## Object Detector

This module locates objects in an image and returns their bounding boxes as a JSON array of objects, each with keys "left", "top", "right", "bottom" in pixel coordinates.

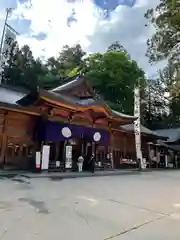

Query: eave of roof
[
  {"left": 50, "top": 75, "right": 137, "bottom": 122},
  {"left": 120, "top": 123, "right": 166, "bottom": 139},
  {"left": 51, "top": 75, "right": 84, "bottom": 92},
  {"left": 42, "top": 92, "right": 137, "bottom": 123},
  {"left": 0, "top": 101, "right": 40, "bottom": 116},
  {"left": 0, "top": 85, "right": 27, "bottom": 105},
  {"left": 154, "top": 128, "right": 180, "bottom": 143},
  {"left": 40, "top": 89, "right": 108, "bottom": 110},
  {"left": 13, "top": 74, "right": 136, "bottom": 122},
  {"left": 111, "top": 110, "right": 137, "bottom": 120},
  {"left": 17, "top": 87, "right": 133, "bottom": 120}
]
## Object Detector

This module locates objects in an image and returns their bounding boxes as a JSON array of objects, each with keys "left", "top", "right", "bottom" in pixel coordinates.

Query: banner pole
[
  {"left": 134, "top": 86, "right": 144, "bottom": 169},
  {"left": 0, "top": 9, "right": 9, "bottom": 56},
  {"left": 0, "top": 8, "right": 12, "bottom": 84}
]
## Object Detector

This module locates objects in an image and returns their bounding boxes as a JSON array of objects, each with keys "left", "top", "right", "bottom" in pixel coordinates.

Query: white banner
[
  {"left": 134, "top": 87, "right": 144, "bottom": 168},
  {"left": 2, "top": 26, "right": 16, "bottom": 59},
  {"left": 35, "top": 151, "right": 41, "bottom": 169},
  {"left": 0, "top": 24, "right": 16, "bottom": 78},
  {"left": 65, "top": 145, "right": 72, "bottom": 168},
  {"left": 41, "top": 145, "right": 50, "bottom": 170}
]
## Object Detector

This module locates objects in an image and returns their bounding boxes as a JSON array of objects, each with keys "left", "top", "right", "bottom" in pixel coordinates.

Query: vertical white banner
[
  {"left": 134, "top": 87, "right": 144, "bottom": 168},
  {"left": 41, "top": 145, "right": 50, "bottom": 170},
  {"left": 36, "top": 151, "right": 41, "bottom": 169},
  {"left": 2, "top": 26, "right": 16, "bottom": 59},
  {"left": 0, "top": 25, "right": 16, "bottom": 80},
  {"left": 65, "top": 145, "right": 72, "bottom": 168}
]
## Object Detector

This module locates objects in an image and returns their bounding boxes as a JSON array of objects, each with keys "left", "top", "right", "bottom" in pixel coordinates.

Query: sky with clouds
[{"left": 0, "top": 0, "right": 162, "bottom": 76}]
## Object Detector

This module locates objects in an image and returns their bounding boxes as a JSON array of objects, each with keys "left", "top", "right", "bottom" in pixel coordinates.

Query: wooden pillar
[
  {"left": 63, "top": 140, "right": 67, "bottom": 171},
  {"left": 92, "top": 120, "right": 96, "bottom": 157},
  {"left": 108, "top": 121, "right": 114, "bottom": 169},
  {"left": 55, "top": 142, "right": 59, "bottom": 161},
  {"left": 110, "top": 132, "right": 114, "bottom": 169},
  {"left": 123, "top": 133, "right": 127, "bottom": 158},
  {"left": 175, "top": 153, "right": 178, "bottom": 168},
  {"left": 156, "top": 145, "right": 159, "bottom": 168},
  {"left": 147, "top": 143, "right": 152, "bottom": 169},
  {"left": 92, "top": 142, "right": 95, "bottom": 156},
  {"left": 1, "top": 135, "right": 7, "bottom": 165},
  {"left": 0, "top": 112, "right": 7, "bottom": 166},
  {"left": 81, "top": 136, "right": 84, "bottom": 156}
]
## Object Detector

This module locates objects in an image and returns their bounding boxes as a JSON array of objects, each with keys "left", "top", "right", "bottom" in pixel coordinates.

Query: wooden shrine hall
[{"left": 0, "top": 75, "right": 139, "bottom": 171}]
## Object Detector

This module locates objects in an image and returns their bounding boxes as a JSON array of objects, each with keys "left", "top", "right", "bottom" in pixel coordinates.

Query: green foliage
[
  {"left": 141, "top": 77, "right": 169, "bottom": 129},
  {"left": 144, "top": 0, "right": 180, "bottom": 128},
  {"left": 107, "top": 41, "right": 127, "bottom": 53},
  {"left": 2, "top": 41, "right": 145, "bottom": 116},
  {"left": 56, "top": 44, "right": 85, "bottom": 77},
  {"left": 3, "top": 43, "right": 86, "bottom": 90},
  {"left": 3, "top": 42, "right": 41, "bottom": 90},
  {"left": 84, "top": 51, "right": 145, "bottom": 114},
  {"left": 145, "top": 0, "right": 180, "bottom": 63}
]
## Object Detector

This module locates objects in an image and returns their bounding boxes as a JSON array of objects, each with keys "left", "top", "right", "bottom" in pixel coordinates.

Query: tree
[
  {"left": 159, "top": 60, "right": 180, "bottom": 127},
  {"left": 3, "top": 42, "right": 45, "bottom": 90},
  {"left": 145, "top": 0, "right": 180, "bottom": 63},
  {"left": 2, "top": 41, "right": 145, "bottom": 117},
  {"left": 42, "top": 44, "right": 86, "bottom": 88},
  {"left": 84, "top": 50, "right": 145, "bottom": 114},
  {"left": 144, "top": 0, "right": 180, "bottom": 128},
  {"left": 57, "top": 44, "right": 86, "bottom": 77},
  {"left": 2, "top": 43, "right": 86, "bottom": 90},
  {"left": 107, "top": 41, "right": 127, "bottom": 53},
  {"left": 142, "top": 77, "right": 170, "bottom": 129}
]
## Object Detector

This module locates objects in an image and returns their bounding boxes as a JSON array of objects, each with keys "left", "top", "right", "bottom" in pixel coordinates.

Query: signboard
[
  {"left": 65, "top": 145, "right": 72, "bottom": 168},
  {"left": 134, "top": 87, "right": 144, "bottom": 168},
  {"left": 41, "top": 145, "right": 50, "bottom": 170}
]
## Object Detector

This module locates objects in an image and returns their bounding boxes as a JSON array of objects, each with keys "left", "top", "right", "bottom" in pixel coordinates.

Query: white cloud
[
  {"left": 86, "top": 0, "right": 160, "bottom": 74},
  {"left": 14, "top": 0, "right": 98, "bottom": 58},
  {"left": 9, "top": 0, "right": 161, "bottom": 74}
]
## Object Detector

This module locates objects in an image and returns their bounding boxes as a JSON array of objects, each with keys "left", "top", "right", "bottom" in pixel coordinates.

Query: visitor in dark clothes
[{"left": 89, "top": 154, "right": 95, "bottom": 173}]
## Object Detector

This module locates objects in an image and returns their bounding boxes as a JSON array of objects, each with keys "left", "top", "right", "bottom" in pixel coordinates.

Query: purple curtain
[{"left": 37, "top": 120, "right": 109, "bottom": 145}]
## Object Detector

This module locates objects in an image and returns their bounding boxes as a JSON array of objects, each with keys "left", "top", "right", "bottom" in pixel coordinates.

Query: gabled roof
[
  {"left": 50, "top": 75, "right": 137, "bottom": 122},
  {"left": 111, "top": 110, "right": 136, "bottom": 120},
  {"left": 0, "top": 85, "right": 39, "bottom": 115},
  {"left": 0, "top": 85, "right": 27, "bottom": 105},
  {"left": 155, "top": 128, "right": 180, "bottom": 143},
  {"left": 51, "top": 75, "right": 84, "bottom": 92},
  {"left": 14, "top": 75, "right": 136, "bottom": 123},
  {"left": 121, "top": 123, "right": 165, "bottom": 138},
  {"left": 51, "top": 74, "right": 95, "bottom": 97},
  {"left": 17, "top": 88, "right": 107, "bottom": 110}
]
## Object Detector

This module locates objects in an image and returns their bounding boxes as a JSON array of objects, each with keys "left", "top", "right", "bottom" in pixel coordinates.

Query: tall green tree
[
  {"left": 144, "top": 0, "right": 180, "bottom": 128},
  {"left": 107, "top": 41, "right": 127, "bottom": 53},
  {"left": 42, "top": 44, "right": 86, "bottom": 88},
  {"left": 2, "top": 41, "right": 145, "bottom": 117},
  {"left": 145, "top": 0, "right": 180, "bottom": 63},
  {"left": 56, "top": 44, "right": 86, "bottom": 77},
  {"left": 2, "top": 43, "right": 86, "bottom": 90},
  {"left": 142, "top": 77, "right": 170, "bottom": 129},
  {"left": 3, "top": 42, "right": 45, "bottom": 90},
  {"left": 84, "top": 50, "right": 145, "bottom": 114}
]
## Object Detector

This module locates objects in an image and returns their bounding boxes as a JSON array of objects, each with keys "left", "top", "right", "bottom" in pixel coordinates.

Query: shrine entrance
[{"left": 38, "top": 120, "right": 110, "bottom": 171}]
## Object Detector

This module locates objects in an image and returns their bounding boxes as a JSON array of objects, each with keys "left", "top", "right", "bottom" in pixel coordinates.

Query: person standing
[
  {"left": 89, "top": 154, "right": 95, "bottom": 173},
  {"left": 77, "top": 155, "right": 84, "bottom": 172}
]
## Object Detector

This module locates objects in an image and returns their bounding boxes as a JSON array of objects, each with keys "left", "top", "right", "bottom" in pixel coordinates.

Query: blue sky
[{"left": 0, "top": 0, "right": 162, "bottom": 75}]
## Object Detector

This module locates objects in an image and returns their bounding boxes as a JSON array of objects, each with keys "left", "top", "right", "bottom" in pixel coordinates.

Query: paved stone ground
[
  {"left": 0, "top": 169, "right": 140, "bottom": 179},
  {"left": 1, "top": 171, "right": 180, "bottom": 239}
]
